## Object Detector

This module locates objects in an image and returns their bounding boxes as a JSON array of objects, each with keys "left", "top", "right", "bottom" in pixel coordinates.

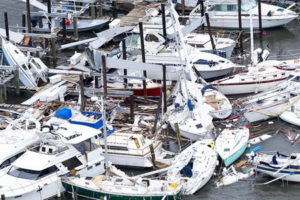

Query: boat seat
[{"left": 92, "top": 175, "right": 107, "bottom": 187}]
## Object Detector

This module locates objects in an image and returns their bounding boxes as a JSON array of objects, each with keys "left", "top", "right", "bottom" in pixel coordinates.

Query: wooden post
[
  {"left": 15, "top": 66, "right": 20, "bottom": 95},
  {"left": 47, "top": 0, "right": 51, "bottom": 30},
  {"left": 139, "top": 22, "right": 147, "bottom": 100},
  {"left": 22, "top": 14, "right": 26, "bottom": 33},
  {"left": 79, "top": 75, "right": 86, "bottom": 111},
  {"left": 152, "top": 90, "right": 162, "bottom": 134},
  {"left": 200, "top": 0, "right": 205, "bottom": 30},
  {"left": 50, "top": 38, "right": 57, "bottom": 67},
  {"left": 112, "top": 1, "right": 117, "bottom": 19},
  {"left": 38, "top": 16, "right": 43, "bottom": 28},
  {"left": 26, "top": 0, "right": 32, "bottom": 33},
  {"left": 238, "top": 0, "right": 243, "bottom": 54},
  {"left": 73, "top": 16, "right": 78, "bottom": 40},
  {"left": 161, "top": 4, "right": 167, "bottom": 37},
  {"left": 1, "top": 194, "right": 5, "bottom": 200},
  {"left": 0, "top": 85, "right": 4, "bottom": 104},
  {"left": 122, "top": 40, "right": 128, "bottom": 88},
  {"left": 98, "top": 0, "right": 103, "bottom": 17},
  {"left": 258, "top": 0, "right": 263, "bottom": 49},
  {"left": 101, "top": 55, "right": 108, "bottom": 98},
  {"left": 129, "top": 95, "right": 134, "bottom": 121},
  {"left": 90, "top": 3, "right": 96, "bottom": 19},
  {"left": 174, "top": 123, "right": 182, "bottom": 151},
  {"left": 205, "top": 13, "right": 216, "bottom": 51},
  {"left": 62, "top": 18, "right": 67, "bottom": 40},
  {"left": 149, "top": 144, "right": 157, "bottom": 168},
  {"left": 162, "top": 65, "right": 167, "bottom": 113},
  {"left": 181, "top": 0, "right": 185, "bottom": 15},
  {"left": 4, "top": 12, "right": 9, "bottom": 41},
  {"left": 3, "top": 84, "right": 7, "bottom": 101}
]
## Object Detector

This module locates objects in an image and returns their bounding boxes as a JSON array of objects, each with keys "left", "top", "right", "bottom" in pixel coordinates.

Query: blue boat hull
[{"left": 224, "top": 143, "right": 248, "bottom": 167}]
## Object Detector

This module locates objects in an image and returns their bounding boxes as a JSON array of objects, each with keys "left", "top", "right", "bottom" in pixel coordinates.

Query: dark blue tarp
[
  {"left": 55, "top": 108, "right": 72, "bottom": 120},
  {"left": 201, "top": 85, "right": 216, "bottom": 95}
]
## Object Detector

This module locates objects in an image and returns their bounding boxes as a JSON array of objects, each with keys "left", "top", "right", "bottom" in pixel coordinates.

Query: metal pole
[
  {"left": 205, "top": 13, "right": 216, "bottom": 50},
  {"left": 122, "top": 40, "right": 128, "bottom": 88},
  {"left": 258, "top": 0, "right": 263, "bottom": 49},
  {"left": 161, "top": 4, "right": 167, "bottom": 37},
  {"left": 139, "top": 22, "right": 147, "bottom": 100},
  {"left": 26, "top": 0, "right": 32, "bottom": 33},
  {"left": 4, "top": 12, "right": 9, "bottom": 41},
  {"left": 238, "top": 0, "right": 243, "bottom": 54}
]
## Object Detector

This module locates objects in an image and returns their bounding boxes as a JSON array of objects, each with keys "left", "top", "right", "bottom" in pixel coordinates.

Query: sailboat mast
[{"left": 249, "top": 9, "right": 254, "bottom": 65}]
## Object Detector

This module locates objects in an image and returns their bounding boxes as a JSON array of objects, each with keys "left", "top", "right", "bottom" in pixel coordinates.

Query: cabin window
[
  {"left": 213, "top": 5, "right": 228, "bottom": 11},
  {"left": 31, "top": 59, "right": 42, "bottom": 69},
  {"left": 282, "top": 73, "right": 285, "bottom": 76},
  {"left": 227, "top": 5, "right": 237, "bottom": 11},
  {"left": 41, "top": 147, "right": 46, "bottom": 152},
  {"left": 14, "top": 50, "right": 19, "bottom": 54},
  {"left": 87, "top": 166, "right": 93, "bottom": 170},
  {"left": 62, "top": 157, "right": 82, "bottom": 170},
  {"left": 95, "top": 162, "right": 101, "bottom": 167},
  {"left": 101, "top": 145, "right": 128, "bottom": 151},
  {"left": 196, "top": 124, "right": 203, "bottom": 129},
  {"left": 0, "top": 152, "right": 26, "bottom": 169},
  {"left": 145, "top": 34, "right": 159, "bottom": 42},
  {"left": 253, "top": 78, "right": 256, "bottom": 81},
  {"left": 273, "top": 75, "right": 277, "bottom": 78},
  {"left": 263, "top": 77, "right": 266, "bottom": 79},
  {"left": 241, "top": 79, "right": 245, "bottom": 81},
  {"left": 8, "top": 165, "right": 58, "bottom": 180}
]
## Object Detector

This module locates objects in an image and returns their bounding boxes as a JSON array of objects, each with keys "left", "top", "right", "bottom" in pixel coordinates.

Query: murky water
[{"left": 1, "top": 1, "right": 300, "bottom": 199}]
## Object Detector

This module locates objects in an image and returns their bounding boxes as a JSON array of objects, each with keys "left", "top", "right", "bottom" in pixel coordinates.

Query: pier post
[
  {"left": 205, "top": 13, "right": 216, "bottom": 51},
  {"left": 50, "top": 38, "right": 57, "bottom": 67},
  {"left": 1, "top": 194, "right": 5, "bottom": 200},
  {"left": 90, "top": 3, "right": 96, "bottom": 19},
  {"left": 129, "top": 95, "right": 134, "bottom": 122},
  {"left": 38, "top": 16, "right": 43, "bottom": 28},
  {"left": 22, "top": 14, "right": 26, "bottom": 33},
  {"left": 26, "top": 0, "right": 32, "bottom": 33},
  {"left": 139, "top": 22, "right": 148, "bottom": 100},
  {"left": 175, "top": 123, "right": 182, "bottom": 151},
  {"left": 181, "top": 0, "right": 185, "bottom": 15},
  {"left": 98, "top": 0, "right": 103, "bottom": 17},
  {"left": 62, "top": 18, "right": 67, "bottom": 40},
  {"left": 199, "top": 0, "right": 205, "bottom": 30},
  {"left": 122, "top": 40, "right": 128, "bottom": 88},
  {"left": 15, "top": 66, "right": 20, "bottom": 95},
  {"left": 149, "top": 144, "right": 157, "bottom": 168},
  {"left": 101, "top": 55, "right": 108, "bottom": 98},
  {"left": 79, "top": 75, "right": 86, "bottom": 111},
  {"left": 0, "top": 85, "right": 4, "bottom": 104},
  {"left": 238, "top": 0, "right": 243, "bottom": 54},
  {"left": 4, "top": 12, "right": 9, "bottom": 41},
  {"left": 258, "top": 0, "right": 263, "bottom": 49},
  {"left": 73, "top": 16, "right": 79, "bottom": 40},
  {"left": 112, "top": 1, "right": 117, "bottom": 19},
  {"left": 161, "top": 4, "right": 167, "bottom": 37},
  {"left": 47, "top": 0, "right": 52, "bottom": 30},
  {"left": 163, "top": 65, "right": 167, "bottom": 113}
]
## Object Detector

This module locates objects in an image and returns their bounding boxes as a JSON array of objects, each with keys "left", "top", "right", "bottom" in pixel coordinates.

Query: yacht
[
  {"left": 0, "top": 123, "right": 106, "bottom": 200},
  {"left": 1, "top": 37, "right": 48, "bottom": 88},
  {"left": 190, "top": 0, "right": 297, "bottom": 29}
]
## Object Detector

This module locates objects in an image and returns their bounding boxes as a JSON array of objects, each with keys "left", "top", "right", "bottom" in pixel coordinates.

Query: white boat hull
[
  {"left": 257, "top": 166, "right": 300, "bottom": 182},
  {"left": 214, "top": 79, "right": 286, "bottom": 95},
  {"left": 280, "top": 111, "right": 300, "bottom": 126},
  {"left": 207, "top": 15, "right": 296, "bottom": 29},
  {"left": 103, "top": 153, "right": 153, "bottom": 168}
]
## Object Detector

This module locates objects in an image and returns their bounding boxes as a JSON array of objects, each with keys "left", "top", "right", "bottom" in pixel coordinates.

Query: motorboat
[
  {"left": 167, "top": 141, "right": 218, "bottom": 195},
  {"left": 190, "top": 0, "right": 298, "bottom": 29},
  {"left": 0, "top": 123, "right": 106, "bottom": 200},
  {"left": 249, "top": 151, "right": 300, "bottom": 182},
  {"left": 280, "top": 97, "right": 300, "bottom": 126},
  {"left": 1, "top": 37, "right": 48, "bottom": 88},
  {"left": 215, "top": 127, "right": 249, "bottom": 167},
  {"left": 94, "top": 131, "right": 175, "bottom": 168}
]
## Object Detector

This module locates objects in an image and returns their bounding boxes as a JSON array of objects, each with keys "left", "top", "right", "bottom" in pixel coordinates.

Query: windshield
[
  {"left": 241, "top": 0, "right": 257, "bottom": 11},
  {"left": 8, "top": 166, "right": 58, "bottom": 180}
]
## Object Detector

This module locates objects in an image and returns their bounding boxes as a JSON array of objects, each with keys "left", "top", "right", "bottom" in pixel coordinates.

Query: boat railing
[{"left": 0, "top": 172, "right": 60, "bottom": 195}]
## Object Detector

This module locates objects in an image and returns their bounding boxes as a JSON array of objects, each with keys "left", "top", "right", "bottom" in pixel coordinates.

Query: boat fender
[
  {"left": 169, "top": 183, "right": 178, "bottom": 189},
  {"left": 208, "top": 141, "right": 215, "bottom": 149},
  {"left": 248, "top": 146, "right": 261, "bottom": 154},
  {"left": 70, "top": 169, "right": 77, "bottom": 176},
  {"left": 134, "top": 138, "right": 140, "bottom": 148},
  {"left": 65, "top": 18, "right": 71, "bottom": 25}
]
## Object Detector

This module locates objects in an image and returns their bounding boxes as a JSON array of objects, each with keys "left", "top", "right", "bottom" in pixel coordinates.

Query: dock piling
[
  {"left": 14, "top": 66, "right": 20, "bottom": 95},
  {"left": 90, "top": 3, "right": 96, "bottom": 19},
  {"left": 22, "top": 14, "right": 26, "bottom": 33},
  {"left": 4, "top": 12, "right": 9, "bottom": 41},
  {"left": 73, "top": 16, "right": 79, "bottom": 40},
  {"left": 47, "top": 0, "right": 51, "bottom": 30},
  {"left": 62, "top": 18, "right": 67, "bottom": 40},
  {"left": 175, "top": 123, "right": 182, "bottom": 151},
  {"left": 129, "top": 95, "right": 134, "bottom": 122},
  {"left": 79, "top": 75, "right": 86, "bottom": 111},
  {"left": 161, "top": 4, "right": 167, "bottom": 37},
  {"left": 149, "top": 144, "right": 157, "bottom": 168},
  {"left": 205, "top": 13, "right": 216, "bottom": 51},
  {"left": 199, "top": 0, "right": 205, "bottom": 30},
  {"left": 26, "top": 0, "right": 32, "bottom": 33},
  {"left": 122, "top": 40, "right": 128, "bottom": 88},
  {"left": 139, "top": 22, "right": 148, "bottom": 100},
  {"left": 50, "top": 38, "right": 57, "bottom": 67},
  {"left": 163, "top": 65, "right": 167, "bottom": 113},
  {"left": 101, "top": 55, "right": 108, "bottom": 98}
]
